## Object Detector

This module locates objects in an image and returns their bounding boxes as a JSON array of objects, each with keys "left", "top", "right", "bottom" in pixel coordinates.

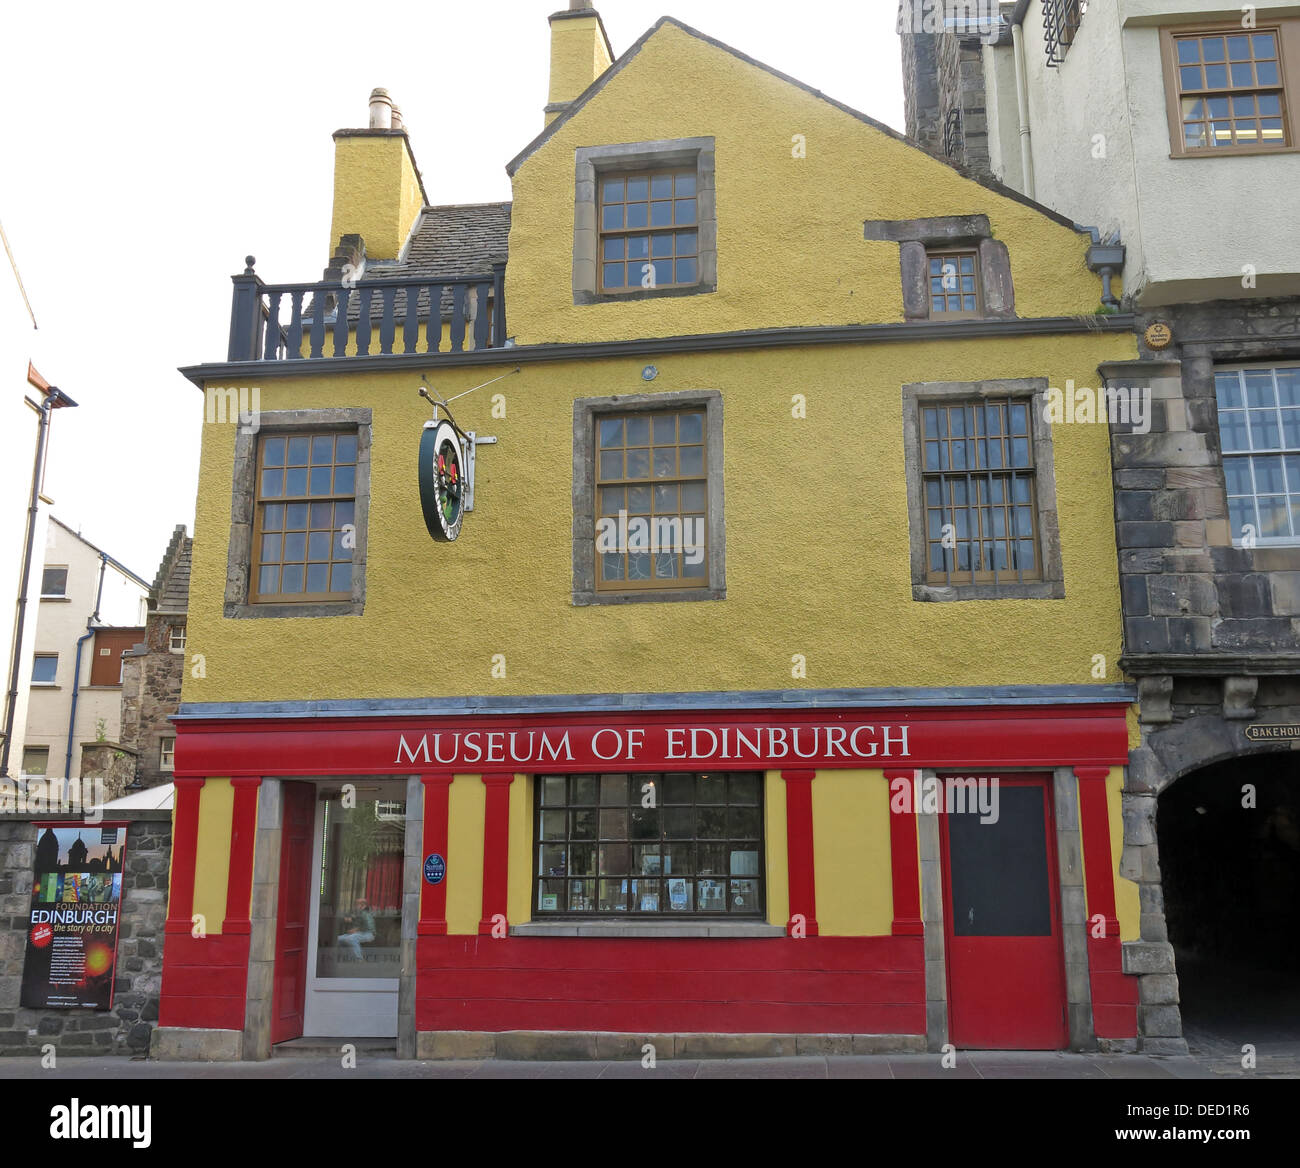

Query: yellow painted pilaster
[
  {"left": 763, "top": 770, "right": 788, "bottom": 928},
  {"left": 446, "top": 774, "right": 485, "bottom": 935},
  {"left": 191, "top": 778, "right": 233, "bottom": 935},
  {"left": 507, "top": 773, "right": 533, "bottom": 923},
  {"left": 811, "top": 769, "right": 894, "bottom": 937}
]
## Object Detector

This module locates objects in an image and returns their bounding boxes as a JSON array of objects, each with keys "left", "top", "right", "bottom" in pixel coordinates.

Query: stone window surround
[
  {"left": 917, "top": 767, "right": 1093, "bottom": 1050},
  {"left": 573, "top": 138, "right": 717, "bottom": 306},
  {"left": 224, "top": 408, "right": 372, "bottom": 619},
  {"left": 902, "top": 378, "right": 1065, "bottom": 601},
  {"left": 863, "top": 215, "right": 1015, "bottom": 322},
  {"left": 572, "top": 389, "right": 726, "bottom": 606}
]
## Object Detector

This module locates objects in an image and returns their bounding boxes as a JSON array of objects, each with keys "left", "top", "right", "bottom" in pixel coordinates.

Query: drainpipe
[
  {"left": 1, "top": 380, "right": 77, "bottom": 779},
  {"left": 64, "top": 553, "right": 107, "bottom": 785},
  {"left": 1009, "top": 0, "right": 1035, "bottom": 199}
]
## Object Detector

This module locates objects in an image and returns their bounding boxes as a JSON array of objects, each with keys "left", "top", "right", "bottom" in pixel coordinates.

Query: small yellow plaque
[{"left": 1144, "top": 321, "right": 1173, "bottom": 351}]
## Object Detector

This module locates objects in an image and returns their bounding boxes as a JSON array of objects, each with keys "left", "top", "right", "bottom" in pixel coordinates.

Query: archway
[{"left": 1156, "top": 753, "right": 1300, "bottom": 1057}]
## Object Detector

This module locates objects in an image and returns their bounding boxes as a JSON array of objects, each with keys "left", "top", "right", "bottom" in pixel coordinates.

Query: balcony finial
[{"left": 244, "top": 255, "right": 256, "bottom": 275}]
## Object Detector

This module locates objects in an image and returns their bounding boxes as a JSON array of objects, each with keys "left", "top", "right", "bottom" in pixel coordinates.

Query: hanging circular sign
[
  {"left": 418, "top": 420, "right": 465, "bottom": 542},
  {"left": 423, "top": 854, "right": 446, "bottom": 885}
]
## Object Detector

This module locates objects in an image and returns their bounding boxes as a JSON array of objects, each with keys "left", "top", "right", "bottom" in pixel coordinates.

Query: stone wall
[
  {"left": 900, "top": 22, "right": 991, "bottom": 178},
  {"left": 78, "top": 742, "right": 137, "bottom": 802},
  {"left": 1103, "top": 295, "right": 1300, "bottom": 1052},
  {"left": 1108, "top": 298, "right": 1300, "bottom": 661},
  {"left": 901, "top": 30, "right": 942, "bottom": 153},
  {"left": 0, "top": 811, "right": 170, "bottom": 1057},
  {"left": 120, "top": 614, "right": 184, "bottom": 789}
]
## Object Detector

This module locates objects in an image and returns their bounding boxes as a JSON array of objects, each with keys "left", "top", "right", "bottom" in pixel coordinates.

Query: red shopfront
[{"left": 157, "top": 701, "right": 1138, "bottom": 1057}]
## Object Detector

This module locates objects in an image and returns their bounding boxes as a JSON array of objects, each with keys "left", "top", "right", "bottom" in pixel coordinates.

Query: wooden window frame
[
  {"left": 594, "top": 406, "right": 709, "bottom": 594},
  {"left": 168, "top": 624, "right": 187, "bottom": 653},
  {"left": 250, "top": 429, "right": 359, "bottom": 605},
  {"left": 926, "top": 248, "right": 984, "bottom": 320},
  {"left": 597, "top": 168, "right": 702, "bottom": 295},
  {"left": 920, "top": 398, "right": 1043, "bottom": 587},
  {"left": 1162, "top": 20, "right": 1300, "bottom": 158},
  {"left": 532, "top": 772, "right": 765, "bottom": 919},
  {"left": 160, "top": 737, "right": 176, "bottom": 771},
  {"left": 21, "top": 745, "right": 50, "bottom": 776}
]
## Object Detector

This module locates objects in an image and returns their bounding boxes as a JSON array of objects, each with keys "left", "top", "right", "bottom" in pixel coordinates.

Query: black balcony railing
[{"left": 226, "top": 256, "right": 507, "bottom": 362}]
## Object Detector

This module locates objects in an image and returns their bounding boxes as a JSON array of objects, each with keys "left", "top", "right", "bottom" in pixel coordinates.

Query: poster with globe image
[{"left": 20, "top": 824, "right": 128, "bottom": 1010}]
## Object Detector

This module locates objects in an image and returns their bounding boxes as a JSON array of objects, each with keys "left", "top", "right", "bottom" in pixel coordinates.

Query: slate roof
[
  {"left": 333, "top": 202, "right": 511, "bottom": 323},
  {"left": 150, "top": 524, "right": 192, "bottom": 615}
]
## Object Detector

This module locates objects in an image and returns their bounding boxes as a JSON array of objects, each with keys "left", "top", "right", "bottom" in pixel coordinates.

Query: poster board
[{"left": 20, "top": 823, "right": 129, "bottom": 1010}]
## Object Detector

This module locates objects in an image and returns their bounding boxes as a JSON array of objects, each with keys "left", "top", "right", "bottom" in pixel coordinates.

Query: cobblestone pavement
[{"left": 0, "top": 1047, "right": 1296, "bottom": 1078}]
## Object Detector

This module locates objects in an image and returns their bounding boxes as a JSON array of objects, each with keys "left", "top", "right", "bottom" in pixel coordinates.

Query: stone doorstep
[{"left": 415, "top": 1031, "right": 928, "bottom": 1061}]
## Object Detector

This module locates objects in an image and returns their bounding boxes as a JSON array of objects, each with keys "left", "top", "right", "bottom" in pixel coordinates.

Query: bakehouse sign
[{"left": 393, "top": 723, "right": 911, "bottom": 769}]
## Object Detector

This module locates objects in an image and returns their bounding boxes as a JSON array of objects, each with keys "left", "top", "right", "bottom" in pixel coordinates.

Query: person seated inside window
[{"left": 336, "top": 897, "right": 375, "bottom": 962}]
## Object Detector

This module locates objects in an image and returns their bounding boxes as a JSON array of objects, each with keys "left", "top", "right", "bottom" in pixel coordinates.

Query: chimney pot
[
  {"left": 369, "top": 88, "right": 393, "bottom": 129},
  {"left": 391, "top": 104, "right": 404, "bottom": 131}
]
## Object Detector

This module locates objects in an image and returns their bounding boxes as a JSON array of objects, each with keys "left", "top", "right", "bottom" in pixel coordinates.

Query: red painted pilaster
[
  {"left": 221, "top": 777, "right": 262, "bottom": 935},
  {"left": 165, "top": 777, "right": 206, "bottom": 934},
  {"left": 885, "top": 769, "right": 923, "bottom": 936},
  {"left": 781, "top": 769, "right": 818, "bottom": 936},
  {"left": 1075, "top": 765, "right": 1137, "bottom": 1038},
  {"left": 419, "top": 774, "right": 454, "bottom": 936},
  {"left": 478, "top": 773, "right": 514, "bottom": 935},
  {"left": 1075, "top": 766, "right": 1119, "bottom": 937}
]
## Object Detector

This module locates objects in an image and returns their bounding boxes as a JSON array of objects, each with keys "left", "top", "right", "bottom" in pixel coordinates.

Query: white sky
[{"left": 1, "top": 0, "right": 905, "bottom": 582}]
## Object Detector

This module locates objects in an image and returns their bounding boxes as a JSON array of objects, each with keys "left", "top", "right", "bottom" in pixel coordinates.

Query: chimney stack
[
  {"left": 330, "top": 88, "right": 427, "bottom": 261},
  {"left": 544, "top": 4, "right": 613, "bottom": 126}
]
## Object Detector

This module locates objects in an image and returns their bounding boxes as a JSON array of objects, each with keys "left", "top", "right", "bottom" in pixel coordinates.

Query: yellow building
[{"left": 157, "top": 6, "right": 1144, "bottom": 1060}]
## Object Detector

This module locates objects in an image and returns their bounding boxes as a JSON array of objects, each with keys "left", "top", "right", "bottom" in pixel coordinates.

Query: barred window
[
  {"left": 922, "top": 398, "right": 1041, "bottom": 585},
  {"left": 1044, "top": 0, "right": 1084, "bottom": 68},
  {"left": 534, "top": 772, "right": 764, "bottom": 917},
  {"left": 595, "top": 409, "right": 708, "bottom": 591},
  {"left": 1217, "top": 365, "right": 1300, "bottom": 545}
]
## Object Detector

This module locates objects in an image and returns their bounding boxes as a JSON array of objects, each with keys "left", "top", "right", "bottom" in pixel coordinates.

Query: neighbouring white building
[{"left": 20, "top": 517, "right": 148, "bottom": 785}]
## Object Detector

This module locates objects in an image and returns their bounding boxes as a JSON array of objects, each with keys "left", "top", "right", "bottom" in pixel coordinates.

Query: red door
[
  {"left": 271, "top": 782, "right": 315, "bottom": 1044},
  {"left": 940, "top": 773, "right": 1068, "bottom": 1049}
]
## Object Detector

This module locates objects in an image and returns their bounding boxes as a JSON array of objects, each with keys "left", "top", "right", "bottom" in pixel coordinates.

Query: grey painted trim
[
  {"left": 174, "top": 684, "right": 1137, "bottom": 720},
  {"left": 223, "top": 408, "right": 372, "bottom": 620},
  {"left": 397, "top": 775, "right": 422, "bottom": 1060},
  {"left": 180, "top": 315, "right": 1138, "bottom": 387},
  {"left": 1053, "top": 766, "right": 1095, "bottom": 1051},
  {"left": 242, "top": 778, "right": 282, "bottom": 1061},
  {"left": 504, "top": 15, "right": 1091, "bottom": 239},
  {"left": 573, "top": 138, "right": 716, "bottom": 305},
  {"left": 572, "top": 389, "right": 726, "bottom": 605},
  {"left": 901, "top": 379, "right": 1065, "bottom": 602}
]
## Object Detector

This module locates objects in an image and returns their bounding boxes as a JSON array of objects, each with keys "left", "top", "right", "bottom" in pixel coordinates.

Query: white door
[{"left": 302, "top": 783, "right": 404, "bottom": 1038}]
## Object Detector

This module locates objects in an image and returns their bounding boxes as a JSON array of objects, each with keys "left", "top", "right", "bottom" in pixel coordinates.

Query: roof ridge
[{"left": 420, "top": 200, "right": 513, "bottom": 213}]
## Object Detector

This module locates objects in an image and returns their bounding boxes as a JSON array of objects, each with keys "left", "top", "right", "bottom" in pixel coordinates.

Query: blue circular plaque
[{"left": 424, "top": 853, "right": 446, "bottom": 885}]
